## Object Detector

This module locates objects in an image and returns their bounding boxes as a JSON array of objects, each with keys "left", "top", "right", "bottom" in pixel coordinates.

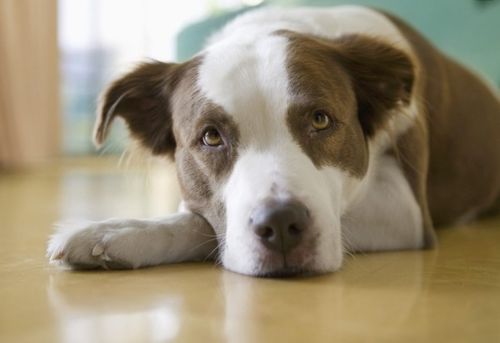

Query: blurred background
[{"left": 0, "top": 0, "right": 499, "bottom": 168}]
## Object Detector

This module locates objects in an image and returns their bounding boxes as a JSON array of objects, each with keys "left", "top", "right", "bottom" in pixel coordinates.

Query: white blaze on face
[
  {"left": 199, "top": 34, "right": 290, "bottom": 146},
  {"left": 222, "top": 147, "right": 348, "bottom": 275},
  {"left": 198, "top": 34, "right": 350, "bottom": 275}
]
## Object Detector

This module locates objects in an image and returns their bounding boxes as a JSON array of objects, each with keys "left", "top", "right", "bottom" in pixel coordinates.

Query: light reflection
[
  {"left": 221, "top": 251, "right": 431, "bottom": 341},
  {"left": 47, "top": 274, "right": 181, "bottom": 343},
  {"left": 57, "top": 309, "right": 179, "bottom": 343}
]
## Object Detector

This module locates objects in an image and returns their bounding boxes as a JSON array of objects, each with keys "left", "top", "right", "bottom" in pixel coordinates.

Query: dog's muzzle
[{"left": 249, "top": 199, "right": 312, "bottom": 275}]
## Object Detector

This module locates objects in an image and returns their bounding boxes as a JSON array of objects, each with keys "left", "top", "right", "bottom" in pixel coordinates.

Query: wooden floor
[{"left": 1, "top": 158, "right": 500, "bottom": 343}]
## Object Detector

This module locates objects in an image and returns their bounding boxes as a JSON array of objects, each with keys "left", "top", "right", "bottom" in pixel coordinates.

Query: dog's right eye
[
  {"left": 202, "top": 128, "right": 223, "bottom": 147},
  {"left": 311, "top": 110, "right": 331, "bottom": 130}
]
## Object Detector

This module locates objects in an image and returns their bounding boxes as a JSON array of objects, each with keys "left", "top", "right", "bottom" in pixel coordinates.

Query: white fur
[
  {"left": 199, "top": 29, "right": 346, "bottom": 274},
  {"left": 222, "top": 146, "right": 345, "bottom": 275},
  {"left": 342, "top": 155, "right": 424, "bottom": 251},
  {"left": 209, "top": 6, "right": 411, "bottom": 52},
  {"left": 48, "top": 6, "right": 424, "bottom": 275}
]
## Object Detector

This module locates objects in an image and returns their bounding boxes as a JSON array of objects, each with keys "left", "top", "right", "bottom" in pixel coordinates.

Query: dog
[{"left": 47, "top": 6, "right": 500, "bottom": 277}]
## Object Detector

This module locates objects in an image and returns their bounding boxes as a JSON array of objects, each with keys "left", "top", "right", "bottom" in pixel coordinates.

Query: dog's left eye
[
  {"left": 311, "top": 110, "right": 331, "bottom": 130},
  {"left": 202, "top": 128, "right": 223, "bottom": 147}
]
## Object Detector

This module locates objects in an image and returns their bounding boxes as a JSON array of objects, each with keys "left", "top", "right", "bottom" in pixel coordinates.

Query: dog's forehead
[{"left": 197, "top": 34, "right": 291, "bottom": 143}]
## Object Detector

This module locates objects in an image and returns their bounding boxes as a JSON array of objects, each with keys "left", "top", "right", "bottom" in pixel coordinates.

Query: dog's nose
[{"left": 250, "top": 200, "right": 310, "bottom": 254}]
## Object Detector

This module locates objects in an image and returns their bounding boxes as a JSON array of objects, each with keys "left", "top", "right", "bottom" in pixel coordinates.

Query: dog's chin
[
  {"left": 246, "top": 263, "right": 336, "bottom": 278},
  {"left": 224, "top": 259, "right": 338, "bottom": 278},
  {"left": 224, "top": 248, "right": 337, "bottom": 278},
  {"left": 256, "top": 267, "right": 316, "bottom": 278}
]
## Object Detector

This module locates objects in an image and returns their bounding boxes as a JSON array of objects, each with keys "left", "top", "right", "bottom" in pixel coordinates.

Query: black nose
[{"left": 250, "top": 200, "right": 310, "bottom": 254}]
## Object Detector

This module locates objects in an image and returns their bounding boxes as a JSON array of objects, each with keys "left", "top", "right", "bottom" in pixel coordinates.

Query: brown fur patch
[
  {"left": 281, "top": 30, "right": 415, "bottom": 177},
  {"left": 387, "top": 118, "right": 437, "bottom": 248},
  {"left": 384, "top": 12, "right": 500, "bottom": 226},
  {"left": 95, "top": 59, "right": 200, "bottom": 157},
  {"left": 170, "top": 65, "right": 240, "bottom": 231}
]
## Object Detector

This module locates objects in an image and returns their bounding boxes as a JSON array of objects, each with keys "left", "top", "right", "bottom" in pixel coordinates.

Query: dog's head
[{"left": 95, "top": 31, "right": 414, "bottom": 276}]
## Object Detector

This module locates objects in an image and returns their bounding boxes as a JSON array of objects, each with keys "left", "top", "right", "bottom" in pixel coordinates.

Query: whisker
[
  {"left": 205, "top": 244, "right": 221, "bottom": 262},
  {"left": 188, "top": 237, "right": 219, "bottom": 254},
  {"left": 207, "top": 236, "right": 226, "bottom": 264}
]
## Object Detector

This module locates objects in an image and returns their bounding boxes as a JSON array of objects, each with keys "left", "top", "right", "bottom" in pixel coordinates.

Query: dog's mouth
[
  {"left": 257, "top": 266, "right": 313, "bottom": 278},
  {"left": 250, "top": 243, "right": 318, "bottom": 278}
]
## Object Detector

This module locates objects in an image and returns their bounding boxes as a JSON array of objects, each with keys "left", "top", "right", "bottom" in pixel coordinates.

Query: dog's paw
[{"left": 47, "top": 221, "right": 142, "bottom": 270}]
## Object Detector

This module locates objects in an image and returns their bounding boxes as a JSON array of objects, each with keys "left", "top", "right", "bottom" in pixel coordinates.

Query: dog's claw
[
  {"left": 101, "top": 252, "right": 112, "bottom": 261},
  {"left": 92, "top": 243, "right": 105, "bottom": 257},
  {"left": 92, "top": 243, "right": 115, "bottom": 268}
]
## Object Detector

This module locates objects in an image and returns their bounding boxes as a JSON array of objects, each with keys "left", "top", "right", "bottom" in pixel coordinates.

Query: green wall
[{"left": 177, "top": 0, "right": 500, "bottom": 88}]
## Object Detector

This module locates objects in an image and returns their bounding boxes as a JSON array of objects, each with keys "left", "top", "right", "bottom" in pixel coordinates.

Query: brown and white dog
[{"left": 48, "top": 6, "right": 500, "bottom": 276}]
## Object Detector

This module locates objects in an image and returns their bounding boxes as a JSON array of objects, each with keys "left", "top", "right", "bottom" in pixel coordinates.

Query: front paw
[{"left": 47, "top": 222, "right": 137, "bottom": 270}]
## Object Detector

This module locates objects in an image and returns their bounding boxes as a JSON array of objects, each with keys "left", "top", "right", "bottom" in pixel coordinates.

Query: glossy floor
[{"left": 1, "top": 158, "right": 499, "bottom": 342}]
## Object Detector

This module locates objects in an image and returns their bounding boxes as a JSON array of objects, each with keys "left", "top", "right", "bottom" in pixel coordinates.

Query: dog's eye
[
  {"left": 202, "top": 128, "right": 223, "bottom": 147},
  {"left": 311, "top": 110, "right": 331, "bottom": 130}
]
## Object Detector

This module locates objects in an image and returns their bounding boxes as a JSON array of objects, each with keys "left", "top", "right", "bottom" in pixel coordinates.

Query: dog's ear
[
  {"left": 94, "top": 61, "right": 184, "bottom": 158},
  {"left": 332, "top": 34, "right": 415, "bottom": 137}
]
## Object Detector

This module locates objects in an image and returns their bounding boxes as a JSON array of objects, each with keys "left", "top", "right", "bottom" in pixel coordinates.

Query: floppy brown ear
[
  {"left": 332, "top": 34, "right": 415, "bottom": 137},
  {"left": 94, "top": 61, "right": 183, "bottom": 158}
]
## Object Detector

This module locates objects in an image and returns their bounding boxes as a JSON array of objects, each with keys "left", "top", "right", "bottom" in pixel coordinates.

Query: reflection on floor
[{"left": 1, "top": 158, "right": 499, "bottom": 342}]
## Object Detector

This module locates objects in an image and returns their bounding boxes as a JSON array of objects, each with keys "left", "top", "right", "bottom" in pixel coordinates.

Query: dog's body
[{"left": 48, "top": 6, "right": 500, "bottom": 276}]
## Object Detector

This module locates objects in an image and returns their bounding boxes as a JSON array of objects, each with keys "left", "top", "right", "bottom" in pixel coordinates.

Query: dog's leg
[
  {"left": 47, "top": 212, "right": 218, "bottom": 269},
  {"left": 341, "top": 155, "right": 425, "bottom": 252}
]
